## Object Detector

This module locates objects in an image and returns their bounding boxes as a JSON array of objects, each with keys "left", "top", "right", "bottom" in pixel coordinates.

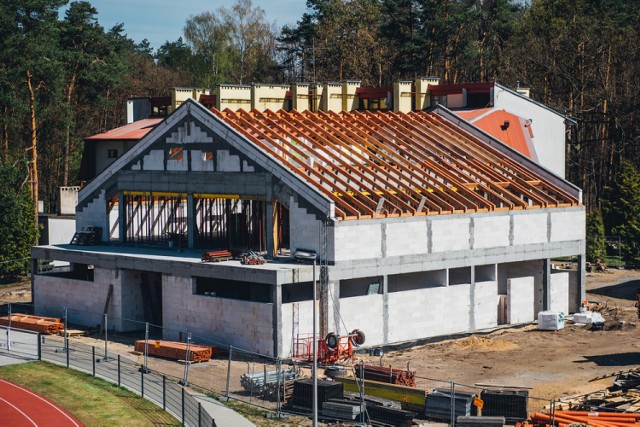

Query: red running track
[{"left": 0, "top": 378, "right": 83, "bottom": 426}]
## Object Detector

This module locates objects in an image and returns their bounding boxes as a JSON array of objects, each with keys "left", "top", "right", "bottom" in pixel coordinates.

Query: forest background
[{"left": 0, "top": 0, "right": 638, "bottom": 277}]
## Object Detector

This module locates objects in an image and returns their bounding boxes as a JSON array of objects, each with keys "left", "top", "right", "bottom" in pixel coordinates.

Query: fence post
[
  {"left": 118, "top": 355, "right": 121, "bottom": 387},
  {"left": 7, "top": 302, "right": 11, "bottom": 352},
  {"left": 225, "top": 346, "right": 233, "bottom": 401},
  {"left": 63, "top": 307, "right": 68, "bottom": 352},
  {"left": 181, "top": 387, "right": 185, "bottom": 425},
  {"left": 141, "top": 367, "right": 144, "bottom": 397},
  {"left": 66, "top": 338, "right": 70, "bottom": 368},
  {"left": 163, "top": 375, "right": 166, "bottom": 411},
  {"left": 550, "top": 399, "right": 555, "bottom": 426},
  {"left": 37, "top": 333, "right": 41, "bottom": 360},
  {"left": 103, "top": 313, "right": 109, "bottom": 361},
  {"left": 450, "top": 381, "right": 456, "bottom": 427},
  {"left": 276, "top": 358, "right": 281, "bottom": 418},
  {"left": 198, "top": 401, "right": 202, "bottom": 427},
  {"left": 92, "top": 346, "right": 96, "bottom": 376}
]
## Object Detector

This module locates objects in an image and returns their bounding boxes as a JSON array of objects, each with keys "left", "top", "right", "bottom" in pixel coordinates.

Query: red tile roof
[
  {"left": 86, "top": 118, "right": 163, "bottom": 141},
  {"left": 456, "top": 109, "right": 537, "bottom": 161}
]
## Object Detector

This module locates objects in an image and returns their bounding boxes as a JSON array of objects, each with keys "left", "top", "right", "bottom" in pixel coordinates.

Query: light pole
[{"left": 294, "top": 250, "right": 318, "bottom": 427}]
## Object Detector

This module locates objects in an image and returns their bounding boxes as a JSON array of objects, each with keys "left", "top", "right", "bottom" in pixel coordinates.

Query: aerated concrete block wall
[
  {"left": 506, "top": 277, "right": 535, "bottom": 324},
  {"left": 336, "top": 294, "right": 384, "bottom": 345},
  {"left": 332, "top": 208, "right": 584, "bottom": 263},
  {"left": 549, "top": 272, "right": 569, "bottom": 314},
  {"left": 76, "top": 189, "right": 109, "bottom": 241},
  {"left": 289, "top": 198, "right": 325, "bottom": 256},
  {"left": 386, "top": 286, "right": 468, "bottom": 342},
  {"left": 34, "top": 268, "right": 115, "bottom": 328},
  {"left": 281, "top": 300, "right": 314, "bottom": 357},
  {"left": 473, "top": 281, "right": 499, "bottom": 330},
  {"left": 162, "top": 275, "right": 274, "bottom": 356},
  {"left": 118, "top": 269, "right": 146, "bottom": 330}
]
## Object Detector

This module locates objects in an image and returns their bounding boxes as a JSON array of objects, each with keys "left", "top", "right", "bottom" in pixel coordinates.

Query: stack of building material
[
  {"left": 0, "top": 314, "right": 64, "bottom": 334},
  {"left": 289, "top": 379, "right": 343, "bottom": 409},
  {"left": 335, "top": 376, "right": 426, "bottom": 413},
  {"left": 425, "top": 389, "right": 476, "bottom": 422},
  {"left": 555, "top": 370, "right": 640, "bottom": 412},
  {"left": 480, "top": 389, "right": 528, "bottom": 424},
  {"left": 239, "top": 369, "right": 299, "bottom": 401},
  {"left": 354, "top": 363, "right": 416, "bottom": 387},
  {"left": 366, "top": 402, "right": 416, "bottom": 427},
  {"left": 133, "top": 340, "right": 212, "bottom": 362},
  {"left": 201, "top": 250, "right": 232, "bottom": 262},
  {"left": 528, "top": 410, "right": 640, "bottom": 426},
  {"left": 321, "top": 400, "right": 361, "bottom": 420},
  {"left": 457, "top": 416, "right": 505, "bottom": 426}
]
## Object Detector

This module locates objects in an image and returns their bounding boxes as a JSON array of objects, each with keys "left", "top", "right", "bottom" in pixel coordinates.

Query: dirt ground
[{"left": 3, "top": 269, "right": 640, "bottom": 420}]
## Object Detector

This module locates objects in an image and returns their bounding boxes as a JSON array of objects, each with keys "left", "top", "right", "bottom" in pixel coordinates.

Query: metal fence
[
  {"left": 0, "top": 324, "right": 214, "bottom": 427},
  {"left": 0, "top": 300, "right": 616, "bottom": 426}
]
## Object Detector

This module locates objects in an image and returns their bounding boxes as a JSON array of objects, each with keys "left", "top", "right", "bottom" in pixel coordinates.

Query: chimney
[
  {"left": 292, "top": 83, "right": 311, "bottom": 111},
  {"left": 393, "top": 81, "right": 413, "bottom": 113},
  {"left": 322, "top": 82, "right": 342, "bottom": 112},
  {"left": 251, "top": 84, "right": 289, "bottom": 112},
  {"left": 415, "top": 77, "right": 440, "bottom": 110},
  {"left": 216, "top": 84, "right": 251, "bottom": 111},
  {"left": 342, "top": 80, "right": 361, "bottom": 111},
  {"left": 310, "top": 83, "right": 323, "bottom": 112}
]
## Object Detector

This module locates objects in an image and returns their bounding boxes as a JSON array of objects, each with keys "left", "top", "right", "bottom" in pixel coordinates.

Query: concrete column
[
  {"left": 272, "top": 283, "right": 282, "bottom": 357},
  {"left": 118, "top": 192, "right": 126, "bottom": 243},
  {"left": 187, "top": 193, "right": 195, "bottom": 249},
  {"left": 577, "top": 254, "right": 587, "bottom": 305},
  {"left": 266, "top": 200, "right": 274, "bottom": 257},
  {"left": 543, "top": 259, "right": 552, "bottom": 311},
  {"left": 469, "top": 266, "right": 476, "bottom": 331},
  {"left": 382, "top": 275, "right": 389, "bottom": 344}
]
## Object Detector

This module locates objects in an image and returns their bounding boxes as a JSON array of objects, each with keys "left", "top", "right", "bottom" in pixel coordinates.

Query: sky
[{"left": 60, "top": 0, "right": 309, "bottom": 51}]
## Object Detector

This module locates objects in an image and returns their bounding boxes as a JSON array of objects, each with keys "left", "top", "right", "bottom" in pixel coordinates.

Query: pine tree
[
  {"left": 603, "top": 161, "right": 640, "bottom": 266},
  {"left": 586, "top": 211, "right": 606, "bottom": 263}
]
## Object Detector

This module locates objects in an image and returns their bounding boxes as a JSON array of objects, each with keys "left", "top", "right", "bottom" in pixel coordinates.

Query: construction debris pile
[
  {"left": 555, "top": 371, "right": 640, "bottom": 413},
  {"left": 0, "top": 314, "right": 64, "bottom": 334},
  {"left": 133, "top": 340, "right": 213, "bottom": 362},
  {"left": 240, "top": 252, "right": 266, "bottom": 265}
]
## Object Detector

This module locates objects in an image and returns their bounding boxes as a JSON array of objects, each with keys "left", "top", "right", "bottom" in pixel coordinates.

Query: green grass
[{"left": 0, "top": 361, "right": 180, "bottom": 427}]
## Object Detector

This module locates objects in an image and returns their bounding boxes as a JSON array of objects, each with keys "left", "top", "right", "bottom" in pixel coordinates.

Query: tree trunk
[
  {"left": 2, "top": 105, "right": 8, "bottom": 162},
  {"left": 26, "top": 70, "right": 38, "bottom": 224},
  {"left": 63, "top": 61, "right": 79, "bottom": 187}
]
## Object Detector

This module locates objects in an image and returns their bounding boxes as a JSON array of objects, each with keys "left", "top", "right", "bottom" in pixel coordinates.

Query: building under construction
[{"left": 31, "top": 83, "right": 585, "bottom": 358}]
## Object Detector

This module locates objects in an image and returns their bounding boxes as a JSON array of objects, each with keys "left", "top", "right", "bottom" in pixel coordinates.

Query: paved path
[{"left": 192, "top": 394, "right": 256, "bottom": 427}]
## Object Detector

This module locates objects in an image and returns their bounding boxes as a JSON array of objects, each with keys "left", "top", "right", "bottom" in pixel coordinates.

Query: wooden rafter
[{"left": 211, "top": 108, "right": 580, "bottom": 220}]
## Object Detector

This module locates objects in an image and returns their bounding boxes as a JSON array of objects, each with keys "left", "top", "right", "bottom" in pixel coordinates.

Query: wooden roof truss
[{"left": 212, "top": 108, "right": 579, "bottom": 220}]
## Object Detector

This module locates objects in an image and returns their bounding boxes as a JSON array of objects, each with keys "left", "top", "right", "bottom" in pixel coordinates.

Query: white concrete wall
[
  {"left": 513, "top": 213, "right": 547, "bottom": 245},
  {"left": 474, "top": 281, "right": 499, "bottom": 330},
  {"left": 474, "top": 216, "right": 510, "bottom": 249},
  {"left": 34, "top": 268, "right": 115, "bottom": 328},
  {"left": 494, "top": 86, "right": 567, "bottom": 177},
  {"left": 47, "top": 217, "right": 76, "bottom": 245},
  {"left": 549, "top": 271, "right": 569, "bottom": 314},
  {"left": 387, "top": 286, "right": 468, "bottom": 343},
  {"left": 385, "top": 221, "right": 428, "bottom": 257},
  {"left": 338, "top": 294, "right": 384, "bottom": 344},
  {"left": 430, "top": 217, "right": 470, "bottom": 252},
  {"left": 551, "top": 210, "right": 585, "bottom": 242},
  {"left": 507, "top": 276, "right": 535, "bottom": 324},
  {"left": 162, "top": 275, "right": 274, "bottom": 356}
]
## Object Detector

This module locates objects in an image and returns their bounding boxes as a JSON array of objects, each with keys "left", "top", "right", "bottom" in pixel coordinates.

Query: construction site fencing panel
[{"left": 0, "top": 325, "right": 39, "bottom": 359}]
